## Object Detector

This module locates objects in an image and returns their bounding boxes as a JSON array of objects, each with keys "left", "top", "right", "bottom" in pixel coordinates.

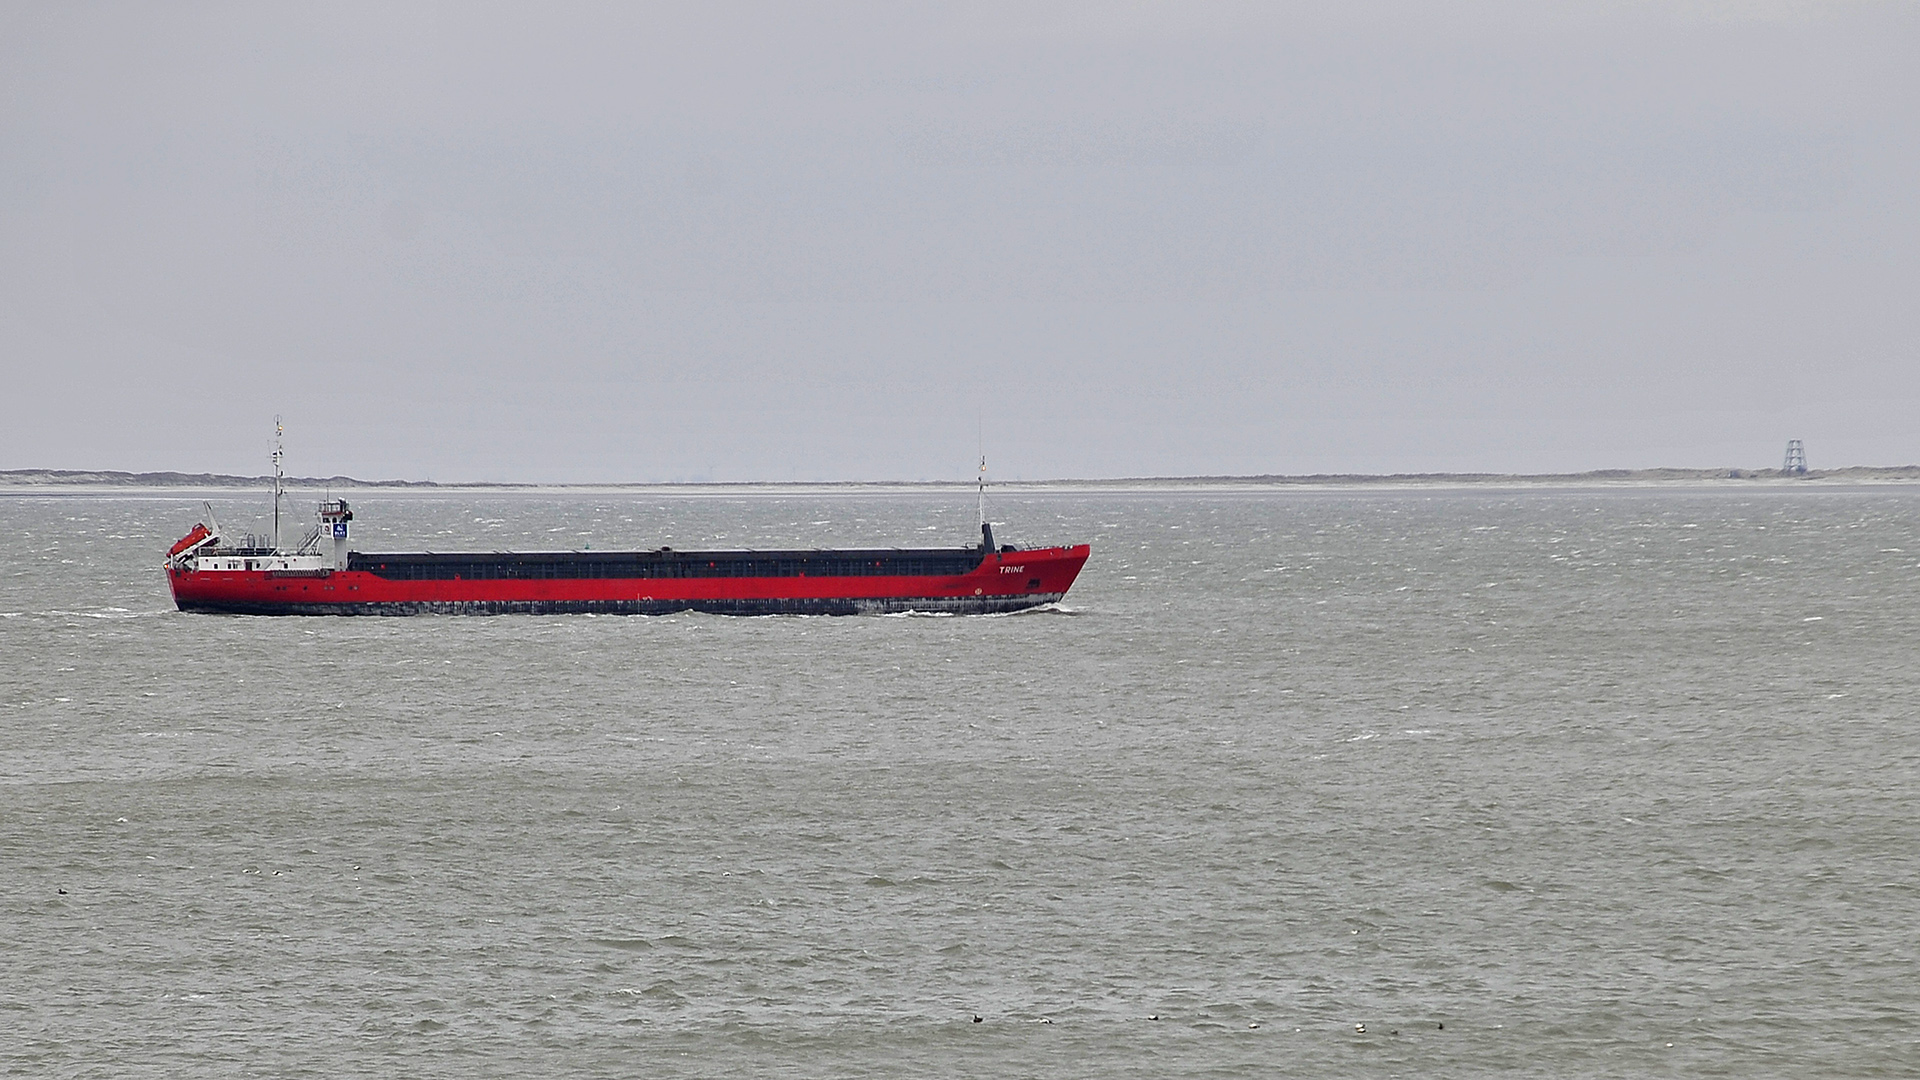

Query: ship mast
[
  {"left": 977, "top": 450, "right": 996, "bottom": 552},
  {"left": 977, "top": 415, "right": 988, "bottom": 529},
  {"left": 978, "top": 452, "right": 987, "bottom": 528},
  {"left": 271, "top": 416, "right": 284, "bottom": 552}
]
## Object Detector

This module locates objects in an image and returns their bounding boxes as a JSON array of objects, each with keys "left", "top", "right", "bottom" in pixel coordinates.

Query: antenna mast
[
  {"left": 271, "top": 416, "right": 285, "bottom": 551},
  {"left": 979, "top": 455, "right": 988, "bottom": 526},
  {"left": 977, "top": 415, "right": 987, "bottom": 527}
]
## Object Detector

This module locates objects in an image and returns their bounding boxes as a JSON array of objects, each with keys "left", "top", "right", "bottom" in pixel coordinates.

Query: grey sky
[{"left": 3, "top": 2, "right": 1914, "bottom": 482}]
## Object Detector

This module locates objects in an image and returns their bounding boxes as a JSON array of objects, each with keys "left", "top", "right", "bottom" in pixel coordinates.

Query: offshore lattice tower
[{"left": 1783, "top": 440, "right": 1808, "bottom": 474}]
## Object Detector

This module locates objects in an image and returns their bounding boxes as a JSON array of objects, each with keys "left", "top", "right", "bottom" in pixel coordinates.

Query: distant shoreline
[{"left": 5, "top": 465, "right": 1920, "bottom": 492}]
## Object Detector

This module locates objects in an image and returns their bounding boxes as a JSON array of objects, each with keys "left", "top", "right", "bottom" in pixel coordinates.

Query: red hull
[{"left": 168, "top": 545, "right": 1090, "bottom": 616}]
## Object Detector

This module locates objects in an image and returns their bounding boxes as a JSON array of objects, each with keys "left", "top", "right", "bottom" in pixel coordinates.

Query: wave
[{"left": 36, "top": 608, "right": 176, "bottom": 620}]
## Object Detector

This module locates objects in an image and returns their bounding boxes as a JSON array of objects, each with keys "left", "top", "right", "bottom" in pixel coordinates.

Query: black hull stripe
[{"left": 175, "top": 594, "right": 1067, "bottom": 617}]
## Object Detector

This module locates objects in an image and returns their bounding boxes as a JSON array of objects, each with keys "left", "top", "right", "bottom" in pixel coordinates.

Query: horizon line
[{"left": 6, "top": 464, "right": 1920, "bottom": 490}]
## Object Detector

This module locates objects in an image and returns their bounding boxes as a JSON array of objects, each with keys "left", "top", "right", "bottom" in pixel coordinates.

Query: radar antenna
[{"left": 271, "top": 416, "right": 285, "bottom": 552}]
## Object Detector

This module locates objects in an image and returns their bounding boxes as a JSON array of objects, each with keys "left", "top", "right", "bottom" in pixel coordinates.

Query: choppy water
[{"left": 3, "top": 484, "right": 1918, "bottom": 1077}]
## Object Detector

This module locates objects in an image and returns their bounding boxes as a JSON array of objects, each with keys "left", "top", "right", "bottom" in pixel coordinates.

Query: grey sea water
[{"left": 3, "top": 485, "right": 1917, "bottom": 1077}]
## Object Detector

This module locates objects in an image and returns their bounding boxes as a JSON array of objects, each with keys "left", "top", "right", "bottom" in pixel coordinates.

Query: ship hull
[
  {"left": 170, "top": 594, "right": 1070, "bottom": 616},
  {"left": 167, "top": 545, "right": 1089, "bottom": 617}
]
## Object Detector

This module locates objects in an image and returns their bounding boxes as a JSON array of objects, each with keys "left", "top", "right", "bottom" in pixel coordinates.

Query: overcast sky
[{"left": 3, "top": 2, "right": 1915, "bottom": 482}]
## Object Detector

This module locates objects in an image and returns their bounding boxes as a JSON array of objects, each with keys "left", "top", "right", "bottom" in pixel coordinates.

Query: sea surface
[{"left": 3, "top": 484, "right": 1917, "bottom": 1077}]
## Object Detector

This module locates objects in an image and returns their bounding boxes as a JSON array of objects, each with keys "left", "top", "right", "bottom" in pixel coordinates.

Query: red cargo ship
[
  {"left": 165, "top": 500, "right": 1088, "bottom": 616},
  {"left": 166, "top": 434, "right": 1086, "bottom": 616}
]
